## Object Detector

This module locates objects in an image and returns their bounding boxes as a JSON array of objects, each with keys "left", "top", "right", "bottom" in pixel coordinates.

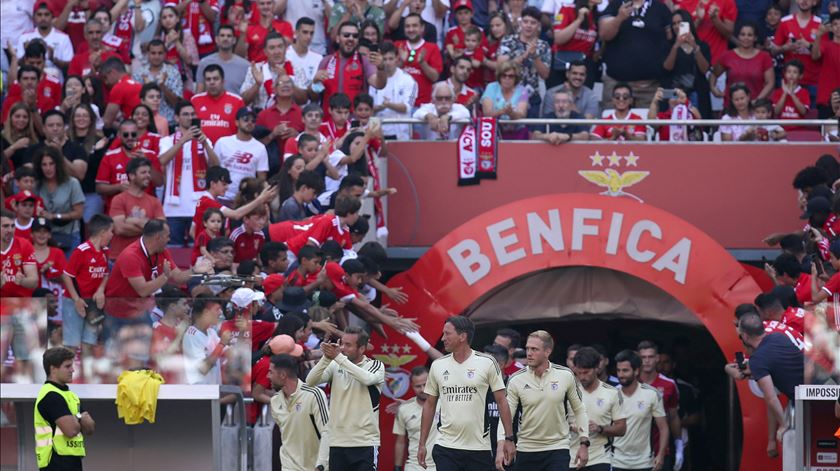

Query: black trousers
[
  {"left": 432, "top": 444, "right": 495, "bottom": 471},
  {"left": 329, "top": 446, "right": 377, "bottom": 471},
  {"left": 580, "top": 463, "right": 611, "bottom": 471},
  {"left": 514, "top": 449, "right": 570, "bottom": 471}
]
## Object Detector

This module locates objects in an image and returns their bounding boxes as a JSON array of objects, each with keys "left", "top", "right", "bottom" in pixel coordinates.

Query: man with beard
[
  {"left": 96, "top": 119, "right": 162, "bottom": 214},
  {"left": 396, "top": 13, "right": 443, "bottom": 107},
  {"left": 611, "top": 350, "right": 669, "bottom": 471},
  {"left": 310, "top": 21, "right": 386, "bottom": 113},
  {"left": 542, "top": 60, "right": 601, "bottom": 119},
  {"left": 109, "top": 158, "right": 165, "bottom": 256},
  {"left": 394, "top": 366, "right": 440, "bottom": 471},
  {"left": 570, "top": 347, "right": 627, "bottom": 471},
  {"left": 497, "top": 330, "right": 590, "bottom": 471},
  {"left": 446, "top": 56, "right": 478, "bottom": 112},
  {"left": 418, "top": 316, "right": 516, "bottom": 471}
]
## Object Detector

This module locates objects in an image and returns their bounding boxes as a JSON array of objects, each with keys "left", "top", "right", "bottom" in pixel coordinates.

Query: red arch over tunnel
[{"left": 376, "top": 193, "right": 772, "bottom": 470}]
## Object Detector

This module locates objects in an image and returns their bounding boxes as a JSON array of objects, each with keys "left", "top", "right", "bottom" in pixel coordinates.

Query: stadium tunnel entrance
[
  {"left": 467, "top": 266, "right": 739, "bottom": 471},
  {"left": 374, "top": 194, "right": 776, "bottom": 471}
]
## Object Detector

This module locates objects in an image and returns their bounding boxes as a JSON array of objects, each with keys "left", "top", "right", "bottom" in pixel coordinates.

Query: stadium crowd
[{"left": 0, "top": 0, "right": 836, "bottom": 469}]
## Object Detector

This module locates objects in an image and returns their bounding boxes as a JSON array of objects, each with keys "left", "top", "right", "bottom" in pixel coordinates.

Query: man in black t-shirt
[
  {"left": 598, "top": 0, "right": 672, "bottom": 108},
  {"left": 531, "top": 89, "right": 590, "bottom": 144}
]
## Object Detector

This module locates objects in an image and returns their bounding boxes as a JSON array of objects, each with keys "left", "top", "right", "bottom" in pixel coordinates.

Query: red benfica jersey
[
  {"left": 285, "top": 215, "right": 351, "bottom": 255},
  {"left": 192, "top": 193, "right": 227, "bottom": 239},
  {"left": 95, "top": 147, "right": 160, "bottom": 212},
  {"left": 104, "top": 238, "right": 177, "bottom": 318},
  {"left": 67, "top": 48, "right": 121, "bottom": 77},
  {"left": 647, "top": 373, "right": 679, "bottom": 456},
  {"left": 230, "top": 226, "right": 266, "bottom": 263},
  {"left": 36, "top": 247, "right": 67, "bottom": 300},
  {"left": 64, "top": 241, "right": 110, "bottom": 298},
  {"left": 248, "top": 355, "right": 271, "bottom": 424},
  {"left": 191, "top": 91, "right": 245, "bottom": 144},
  {"left": 319, "top": 119, "right": 349, "bottom": 143},
  {"left": 109, "top": 75, "right": 143, "bottom": 120},
  {"left": 1, "top": 237, "right": 37, "bottom": 298},
  {"left": 109, "top": 131, "right": 161, "bottom": 156},
  {"left": 773, "top": 14, "right": 822, "bottom": 85},
  {"left": 268, "top": 215, "right": 326, "bottom": 242},
  {"left": 286, "top": 269, "right": 318, "bottom": 288},
  {"left": 396, "top": 40, "right": 444, "bottom": 106},
  {"left": 14, "top": 220, "right": 32, "bottom": 242},
  {"left": 244, "top": 19, "right": 294, "bottom": 63},
  {"left": 781, "top": 307, "right": 806, "bottom": 335},
  {"left": 764, "top": 320, "right": 805, "bottom": 351},
  {"left": 795, "top": 272, "right": 812, "bottom": 304},
  {"left": 1, "top": 76, "right": 62, "bottom": 123}
]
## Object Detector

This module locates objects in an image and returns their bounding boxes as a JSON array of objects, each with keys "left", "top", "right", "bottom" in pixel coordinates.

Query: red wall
[{"left": 385, "top": 142, "right": 837, "bottom": 249}]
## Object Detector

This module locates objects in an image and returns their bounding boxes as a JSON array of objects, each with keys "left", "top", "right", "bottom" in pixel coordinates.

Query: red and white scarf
[
  {"left": 259, "top": 61, "right": 295, "bottom": 109},
  {"left": 476, "top": 117, "right": 498, "bottom": 179},
  {"left": 169, "top": 130, "right": 209, "bottom": 203},
  {"left": 457, "top": 123, "right": 479, "bottom": 186},
  {"left": 668, "top": 104, "right": 692, "bottom": 142}
]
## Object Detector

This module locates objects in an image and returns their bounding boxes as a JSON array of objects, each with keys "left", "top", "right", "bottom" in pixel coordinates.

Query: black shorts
[
  {"left": 580, "top": 464, "right": 611, "bottom": 471},
  {"left": 514, "top": 449, "right": 570, "bottom": 471},
  {"left": 329, "top": 446, "right": 377, "bottom": 471},
  {"left": 613, "top": 468, "right": 652, "bottom": 471},
  {"left": 432, "top": 444, "right": 494, "bottom": 471}
]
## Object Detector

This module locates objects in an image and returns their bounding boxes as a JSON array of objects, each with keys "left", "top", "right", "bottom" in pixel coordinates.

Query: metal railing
[{"left": 379, "top": 117, "right": 838, "bottom": 140}]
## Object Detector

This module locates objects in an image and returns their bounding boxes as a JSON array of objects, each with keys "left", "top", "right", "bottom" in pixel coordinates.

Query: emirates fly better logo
[{"left": 578, "top": 151, "right": 649, "bottom": 202}]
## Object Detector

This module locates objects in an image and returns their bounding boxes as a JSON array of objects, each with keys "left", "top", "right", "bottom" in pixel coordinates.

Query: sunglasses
[
  {"left": 341, "top": 32, "right": 359, "bottom": 39},
  {"left": 501, "top": 73, "right": 517, "bottom": 78},
  {"left": 613, "top": 94, "right": 631, "bottom": 100},
  {"left": 122, "top": 132, "right": 138, "bottom": 138},
  {"left": 434, "top": 95, "right": 454, "bottom": 101}
]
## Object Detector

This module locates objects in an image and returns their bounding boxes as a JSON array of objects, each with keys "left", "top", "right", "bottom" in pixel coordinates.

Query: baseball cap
[
  {"left": 33, "top": 2, "right": 53, "bottom": 15},
  {"left": 31, "top": 217, "right": 51, "bottom": 232},
  {"left": 262, "top": 274, "right": 286, "bottom": 297},
  {"left": 276, "top": 286, "right": 312, "bottom": 312},
  {"left": 349, "top": 216, "right": 369, "bottom": 236},
  {"left": 453, "top": 0, "right": 473, "bottom": 11},
  {"left": 801, "top": 196, "right": 832, "bottom": 219},
  {"left": 230, "top": 287, "right": 266, "bottom": 309},
  {"left": 235, "top": 107, "right": 257, "bottom": 120},
  {"left": 11, "top": 190, "right": 38, "bottom": 205},
  {"left": 269, "top": 334, "right": 304, "bottom": 357}
]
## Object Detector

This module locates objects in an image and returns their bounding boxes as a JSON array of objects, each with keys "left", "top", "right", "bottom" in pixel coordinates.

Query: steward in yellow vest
[{"left": 34, "top": 346, "right": 95, "bottom": 470}]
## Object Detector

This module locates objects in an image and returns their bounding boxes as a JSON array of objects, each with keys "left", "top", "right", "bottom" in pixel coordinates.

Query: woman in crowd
[
  {"left": 360, "top": 20, "right": 382, "bottom": 57},
  {"left": 663, "top": 9, "right": 712, "bottom": 118},
  {"left": 483, "top": 12, "right": 512, "bottom": 85},
  {"left": 711, "top": 21, "right": 774, "bottom": 106},
  {"left": 83, "top": 75, "right": 107, "bottom": 129},
  {"left": 60, "top": 76, "right": 101, "bottom": 121},
  {"left": 550, "top": 0, "right": 601, "bottom": 88},
  {"left": 503, "top": 0, "right": 525, "bottom": 34},
  {"left": 34, "top": 147, "right": 85, "bottom": 256},
  {"left": 139, "top": 83, "right": 171, "bottom": 137},
  {"left": 720, "top": 83, "right": 757, "bottom": 141},
  {"left": 157, "top": 6, "right": 199, "bottom": 82},
  {"left": 68, "top": 104, "right": 109, "bottom": 223},
  {"left": 269, "top": 155, "right": 306, "bottom": 221},
  {"left": 1, "top": 103, "right": 39, "bottom": 169},
  {"left": 481, "top": 62, "right": 529, "bottom": 140}
]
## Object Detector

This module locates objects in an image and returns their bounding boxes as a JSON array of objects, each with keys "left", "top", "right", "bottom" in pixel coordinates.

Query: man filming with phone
[{"left": 159, "top": 101, "right": 221, "bottom": 246}]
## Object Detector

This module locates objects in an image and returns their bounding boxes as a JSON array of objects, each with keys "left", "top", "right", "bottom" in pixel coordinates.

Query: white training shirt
[
  {"left": 213, "top": 135, "right": 269, "bottom": 201},
  {"left": 370, "top": 68, "right": 418, "bottom": 141},
  {"left": 182, "top": 325, "right": 222, "bottom": 385},
  {"left": 287, "top": 46, "right": 323, "bottom": 90}
]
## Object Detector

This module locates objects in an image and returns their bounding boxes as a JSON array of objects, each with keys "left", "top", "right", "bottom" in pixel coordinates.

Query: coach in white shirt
[
  {"left": 412, "top": 81, "right": 470, "bottom": 140},
  {"left": 213, "top": 107, "right": 269, "bottom": 202},
  {"left": 370, "top": 41, "right": 418, "bottom": 141}
]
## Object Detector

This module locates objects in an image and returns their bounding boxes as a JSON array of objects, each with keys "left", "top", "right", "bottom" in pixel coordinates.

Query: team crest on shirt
[
  {"left": 466, "top": 369, "right": 475, "bottom": 379},
  {"left": 550, "top": 381, "right": 559, "bottom": 391},
  {"left": 44, "top": 87, "right": 51, "bottom": 97},
  {"left": 350, "top": 62, "right": 359, "bottom": 71},
  {"left": 373, "top": 344, "right": 416, "bottom": 399},
  {"left": 596, "top": 398, "right": 605, "bottom": 408},
  {"left": 224, "top": 104, "right": 233, "bottom": 114},
  {"left": 295, "top": 402, "right": 302, "bottom": 412},
  {"left": 579, "top": 151, "right": 649, "bottom": 203},
  {"left": 637, "top": 400, "right": 646, "bottom": 410},
  {"left": 143, "top": 139, "right": 150, "bottom": 147}
]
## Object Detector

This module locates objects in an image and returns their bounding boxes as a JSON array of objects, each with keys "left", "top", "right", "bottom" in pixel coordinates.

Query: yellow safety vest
[{"left": 34, "top": 383, "right": 86, "bottom": 468}]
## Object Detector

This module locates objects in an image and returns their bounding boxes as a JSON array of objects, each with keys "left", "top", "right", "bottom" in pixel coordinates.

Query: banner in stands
[
  {"left": 375, "top": 194, "right": 772, "bottom": 471},
  {"left": 387, "top": 142, "right": 836, "bottom": 249}
]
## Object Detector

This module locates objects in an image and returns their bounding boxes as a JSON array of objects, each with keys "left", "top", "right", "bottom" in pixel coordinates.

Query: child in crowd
[
  {"left": 284, "top": 104, "right": 326, "bottom": 158},
  {"left": 5, "top": 168, "right": 44, "bottom": 213},
  {"left": 192, "top": 208, "right": 224, "bottom": 264},
  {"left": 286, "top": 245, "right": 323, "bottom": 294},
  {"left": 771, "top": 59, "right": 810, "bottom": 130},
  {"left": 461, "top": 27, "right": 486, "bottom": 90},
  {"left": 765, "top": 3, "right": 786, "bottom": 85},
  {"left": 446, "top": 0, "right": 480, "bottom": 59},
  {"left": 191, "top": 166, "right": 276, "bottom": 240},
  {"left": 320, "top": 93, "right": 352, "bottom": 143},
  {"left": 230, "top": 205, "right": 268, "bottom": 263},
  {"left": 278, "top": 170, "right": 324, "bottom": 222},
  {"left": 12, "top": 192, "right": 37, "bottom": 241},
  {"left": 753, "top": 99, "right": 788, "bottom": 141}
]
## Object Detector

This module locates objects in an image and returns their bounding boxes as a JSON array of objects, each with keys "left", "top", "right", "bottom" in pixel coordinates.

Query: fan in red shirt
[
  {"left": 0, "top": 210, "right": 39, "bottom": 299},
  {"left": 812, "top": 239, "right": 840, "bottom": 304},
  {"left": 67, "top": 18, "right": 122, "bottom": 77},
  {"left": 813, "top": 17, "right": 840, "bottom": 111},
  {"left": 191, "top": 166, "right": 277, "bottom": 240},
  {"left": 320, "top": 93, "right": 352, "bottom": 142},
  {"left": 256, "top": 77, "right": 304, "bottom": 152},
  {"left": 313, "top": 22, "right": 386, "bottom": 115},
  {"left": 104, "top": 220, "right": 212, "bottom": 320},
  {"left": 162, "top": 0, "right": 220, "bottom": 56},
  {"left": 11, "top": 192, "right": 38, "bottom": 242},
  {"left": 230, "top": 208, "right": 268, "bottom": 263},
  {"left": 673, "top": 0, "right": 737, "bottom": 64},
  {"left": 638, "top": 340, "right": 682, "bottom": 463},
  {"left": 1, "top": 65, "right": 61, "bottom": 124},
  {"left": 224, "top": 287, "right": 275, "bottom": 351},
  {"left": 49, "top": 0, "right": 98, "bottom": 50},
  {"left": 284, "top": 196, "right": 361, "bottom": 259},
  {"left": 101, "top": 57, "right": 143, "bottom": 128},
  {"left": 448, "top": 62, "right": 478, "bottom": 109},
  {"left": 445, "top": 0, "right": 483, "bottom": 56},
  {"left": 95, "top": 120, "right": 162, "bottom": 213},
  {"left": 771, "top": 59, "right": 811, "bottom": 130},
  {"left": 192, "top": 65, "right": 246, "bottom": 144},
  {"left": 772, "top": 1, "right": 822, "bottom": 87},
  {"left": 108, "top": 157, "right": 166, "bottom": 257},
  {"left": 63, "top": 214, "right": 113, "bottom": 319},
  {"left": 755, "top": 291, "right": 806, "bottom": 336},
  {"left": 591, "top": 84, "right": 648, "bottom": 140},
  {"left": 30, "top": 218, "right": 67, "bottom": 300},
  {"left": 237, "top": 0, "right": 293, "bottom": 63},
  {"left": 396, "top": 13, "right": 444, "bottom": 106}
]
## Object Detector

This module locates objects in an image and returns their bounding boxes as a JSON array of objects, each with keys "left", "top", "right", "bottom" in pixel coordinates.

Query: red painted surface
[
  {"left": 385, "top": 142, "right": 836, "bottom": 249},
  {"left": 375, "top": 194, "right": 774, "bottom": 471}
]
